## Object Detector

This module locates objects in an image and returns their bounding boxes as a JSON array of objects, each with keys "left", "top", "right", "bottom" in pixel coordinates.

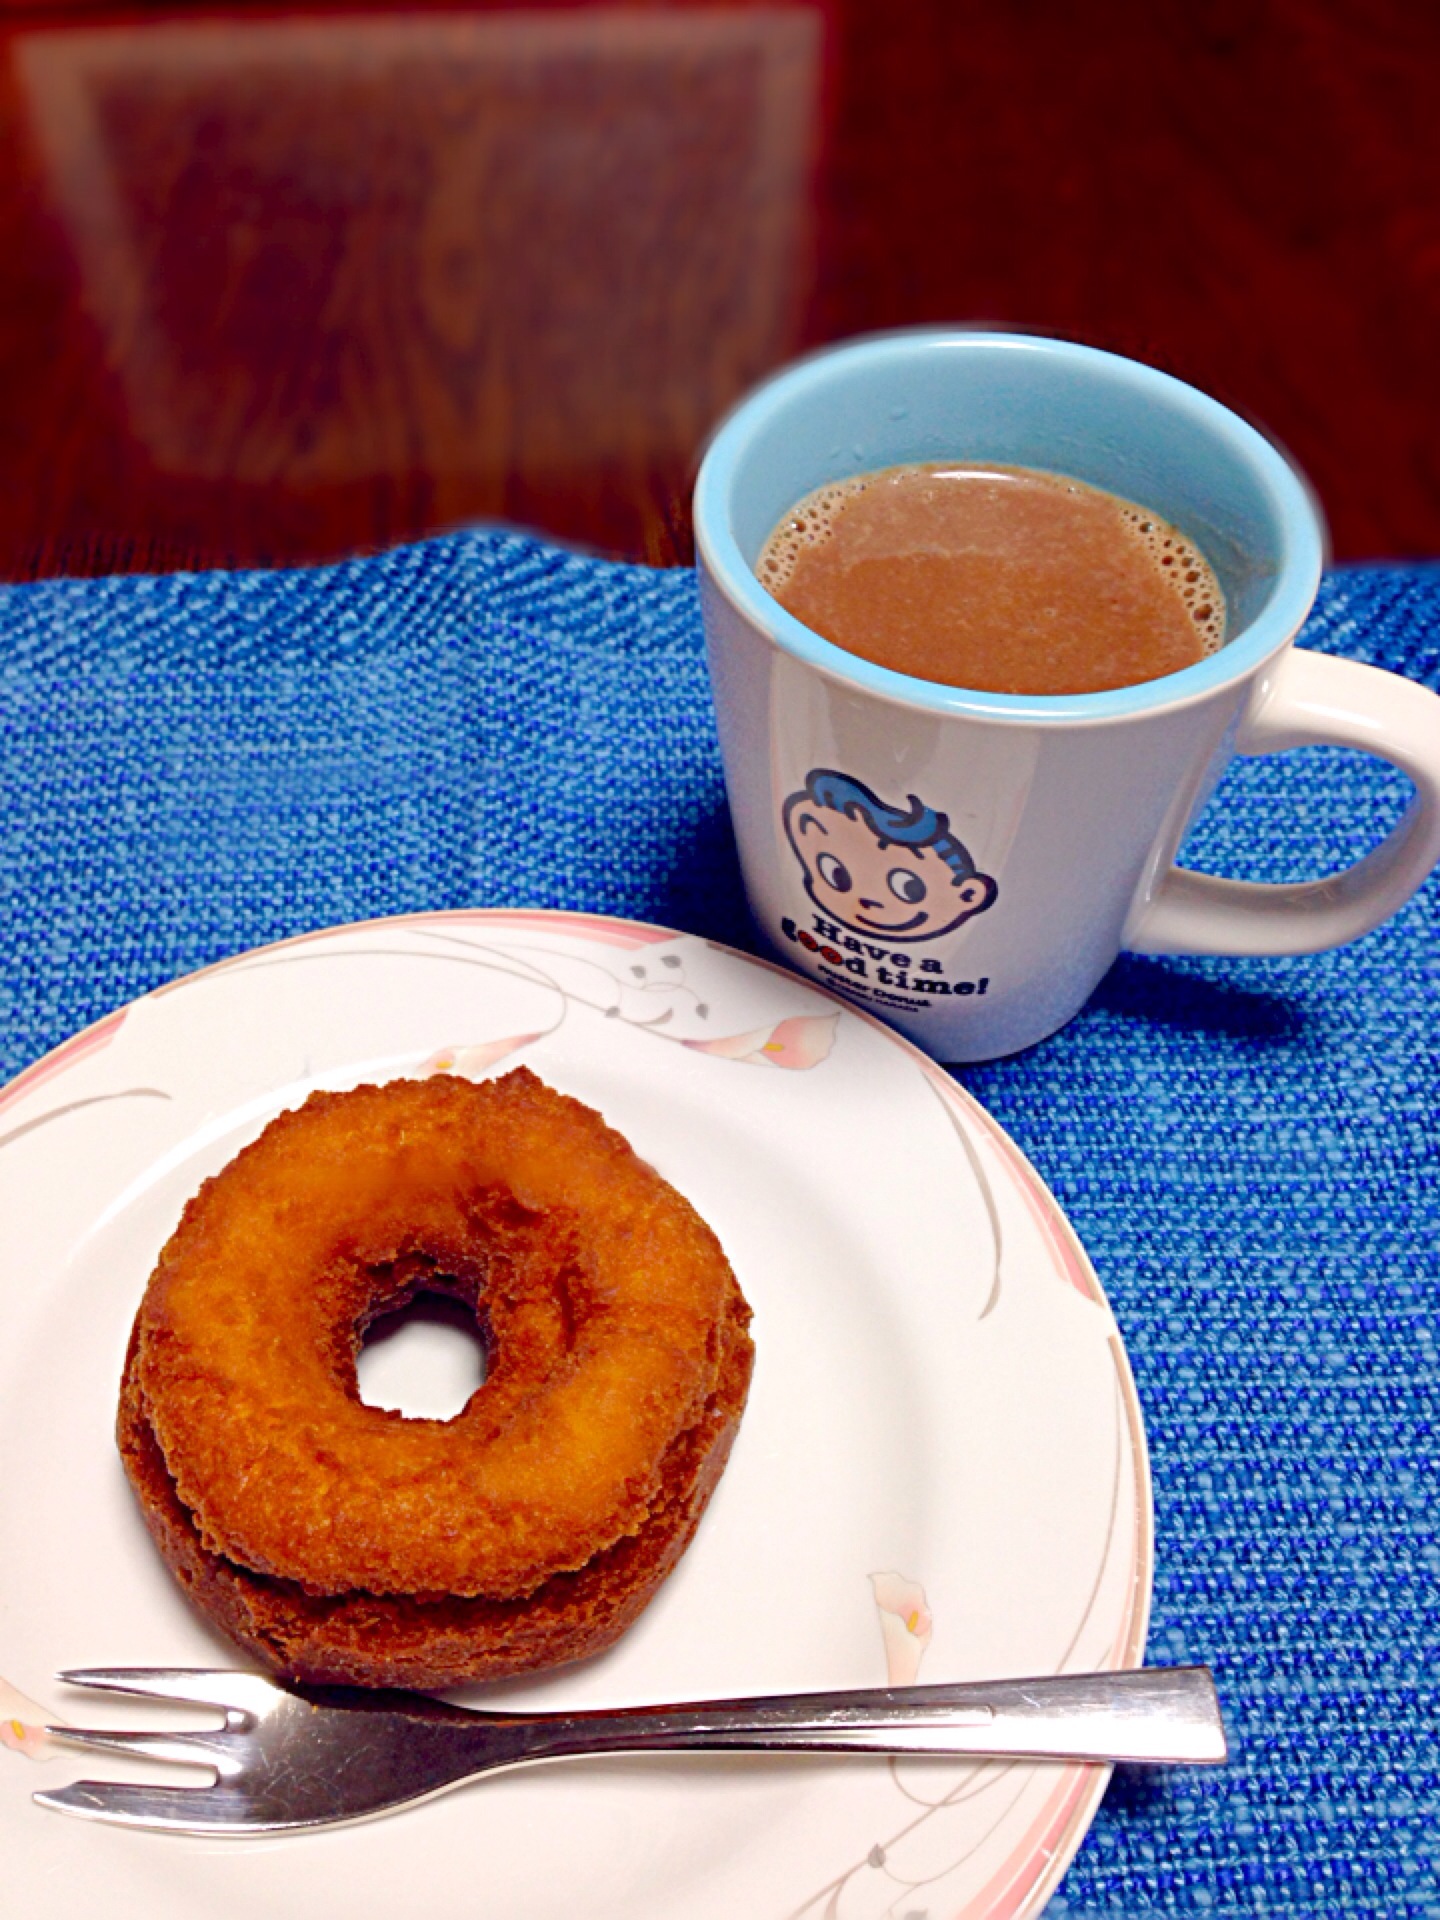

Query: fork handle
[{"left": 491, "top": 1667, "right": 1226, "bottom": 1768}]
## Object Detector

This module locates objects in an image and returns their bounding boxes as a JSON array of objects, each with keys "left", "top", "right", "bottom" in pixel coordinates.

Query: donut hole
[{"left": 355, "top": 1288, "right": 489, "bottom": 1421}]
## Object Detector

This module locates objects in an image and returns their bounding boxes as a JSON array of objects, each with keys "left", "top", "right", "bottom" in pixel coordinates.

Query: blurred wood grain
[{"left": 0, "top": 0, "right": 1436, "bottom": 578}]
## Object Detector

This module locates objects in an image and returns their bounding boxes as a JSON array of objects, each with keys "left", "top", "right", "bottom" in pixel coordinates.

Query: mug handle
[{"left": 1128, "top": 648, "right": 1440, "bottom": 956}]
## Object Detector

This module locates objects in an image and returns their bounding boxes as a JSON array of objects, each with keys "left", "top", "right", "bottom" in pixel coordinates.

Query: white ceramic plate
[{"left": 0, "top": 910, "right": 1150, "bottom": 1920}]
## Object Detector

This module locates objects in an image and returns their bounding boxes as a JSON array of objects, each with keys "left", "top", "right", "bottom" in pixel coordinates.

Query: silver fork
[{"left": 34, "top": 1664, "right": 1226, "bottom": 1835}]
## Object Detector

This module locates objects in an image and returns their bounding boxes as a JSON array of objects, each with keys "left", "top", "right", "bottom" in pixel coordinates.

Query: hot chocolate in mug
[{"left": 694, "top": 330, "right": 1440, "bottom": 1061}]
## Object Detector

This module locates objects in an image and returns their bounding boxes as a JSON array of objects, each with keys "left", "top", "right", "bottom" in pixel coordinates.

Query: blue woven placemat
[{"left": 3, "top": 533, "right": 1437, "bottom": 1915}]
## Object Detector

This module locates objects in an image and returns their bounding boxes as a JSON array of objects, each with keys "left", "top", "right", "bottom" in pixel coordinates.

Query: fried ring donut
[{"left": 119, "top": 1069, "right": 753, "bottom": 1687}]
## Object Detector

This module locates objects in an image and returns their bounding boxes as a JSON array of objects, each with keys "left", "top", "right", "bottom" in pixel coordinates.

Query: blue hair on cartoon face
[
  {"left": 791, "top": 771, "right": 979, "bottom": 878},
  {"left": 782, "top": 768, "right": 998, "bottom": 941}
]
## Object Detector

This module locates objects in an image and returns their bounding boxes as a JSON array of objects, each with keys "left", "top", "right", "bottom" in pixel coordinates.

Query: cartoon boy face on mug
[{"left": 782, "top": 769, "right": 998, "bottom": 941}]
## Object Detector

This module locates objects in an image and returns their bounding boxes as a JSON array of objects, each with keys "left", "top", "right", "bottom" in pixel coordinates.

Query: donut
[{"left": 118, "top": 1068, "right": 753, "bottom": 1688}]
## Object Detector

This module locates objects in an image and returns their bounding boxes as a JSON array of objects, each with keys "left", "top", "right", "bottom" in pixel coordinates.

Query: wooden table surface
[{"left": 1, "top": 0, "right": 1436, "bottom": 580}]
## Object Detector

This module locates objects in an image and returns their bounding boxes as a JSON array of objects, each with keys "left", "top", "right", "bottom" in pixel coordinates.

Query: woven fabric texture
[{"left": 2, "top": 534, "right": 1437, "bottom": 1915}]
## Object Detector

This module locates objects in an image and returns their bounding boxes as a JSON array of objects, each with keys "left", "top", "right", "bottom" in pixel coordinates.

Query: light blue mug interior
[{"left": 696, "top": 331, "right": 1326, "bottom": 721}]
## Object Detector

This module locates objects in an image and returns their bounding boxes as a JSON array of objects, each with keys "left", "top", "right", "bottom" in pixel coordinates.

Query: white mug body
[
  {"left": 695, "top": 332, "right": 1440, "bottom": 1061},
  {"left": 703, "top": 569, "right": 1254, "bottom": 1059}
]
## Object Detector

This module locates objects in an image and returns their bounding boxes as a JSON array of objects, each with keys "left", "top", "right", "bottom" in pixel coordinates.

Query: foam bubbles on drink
[
  {"left": 1118, "top": 507, "right": 1225, "bottom": 655},
  {"left": 757, "top": 465, "right": 1226, "bottom": 657},
  {"left": 756, "top": 474, "right": 876, "bottom": 593}
]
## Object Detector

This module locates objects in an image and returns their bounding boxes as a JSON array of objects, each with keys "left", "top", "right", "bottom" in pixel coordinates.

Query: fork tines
[{"left": 32, "top": 1669, "right": 277, "bottom": 1832}]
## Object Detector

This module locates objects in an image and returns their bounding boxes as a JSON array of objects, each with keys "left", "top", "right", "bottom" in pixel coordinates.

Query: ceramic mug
[{"left": 694, "top": 330, "right": 1440, "bottom": 1062}]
